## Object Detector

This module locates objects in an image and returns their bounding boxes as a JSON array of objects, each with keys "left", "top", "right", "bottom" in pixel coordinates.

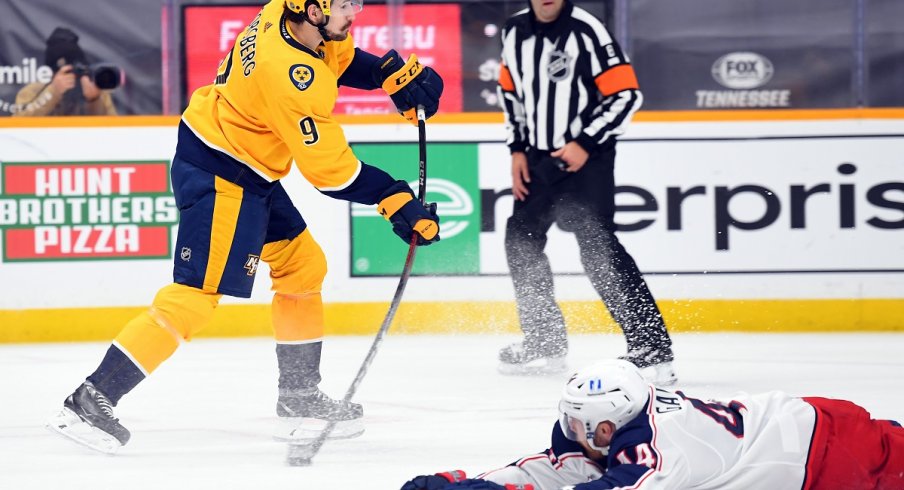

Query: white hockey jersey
[
  {"left": 478, "top": 420, "right": 605, "bottom": 488},
  {"left": 482, "top": 387, "right": 817, "bottom": 490}
]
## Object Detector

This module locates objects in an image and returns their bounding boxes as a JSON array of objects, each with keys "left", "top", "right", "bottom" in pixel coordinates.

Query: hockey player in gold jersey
[{"left": 48, "top": 0, "right": 443, "bottom": 454}]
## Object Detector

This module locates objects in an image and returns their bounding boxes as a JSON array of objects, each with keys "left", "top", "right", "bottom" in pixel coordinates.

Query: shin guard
[
  {"left": 113, "top": 283, "right": 221, "bottom": 379},
  {"left": 264, "top": 230, "right": 328, "bottom": 392},
  {"left": 276, "top": 342, "right": 323, "bottom": 393}
]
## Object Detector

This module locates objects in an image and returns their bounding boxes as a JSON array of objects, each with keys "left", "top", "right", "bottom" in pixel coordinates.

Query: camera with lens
[{"left": 71, "top": 62, "right": 121, "bottom": 90}]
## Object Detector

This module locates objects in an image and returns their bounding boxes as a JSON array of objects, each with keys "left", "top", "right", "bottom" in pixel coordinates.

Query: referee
[{"left": 496, "top": 0, "right": 676, "bottom": 384}]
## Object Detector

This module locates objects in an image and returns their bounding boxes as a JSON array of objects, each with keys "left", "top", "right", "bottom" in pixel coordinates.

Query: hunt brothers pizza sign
[{"left": 0, "top": 161, "right": 177, "bottom": 261}]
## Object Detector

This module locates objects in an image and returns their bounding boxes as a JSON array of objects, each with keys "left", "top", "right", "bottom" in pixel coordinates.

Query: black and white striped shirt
[{"left": 497, "top": 1, "right": 642, "bottom": 153}]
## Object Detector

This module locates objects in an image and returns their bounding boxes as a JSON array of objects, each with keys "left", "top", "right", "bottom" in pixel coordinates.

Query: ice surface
[{"left": 2, "top": 332, "right": 902, "bottom": 489}]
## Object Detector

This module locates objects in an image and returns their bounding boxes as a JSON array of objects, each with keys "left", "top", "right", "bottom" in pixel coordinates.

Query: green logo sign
[{"left": 350, "top": 143, "right": 480, "bottom": 276}]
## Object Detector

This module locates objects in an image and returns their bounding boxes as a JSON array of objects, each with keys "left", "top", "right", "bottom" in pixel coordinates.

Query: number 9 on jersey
[{"left": 299, "top": 116, "right": 319, "bottom": 145}]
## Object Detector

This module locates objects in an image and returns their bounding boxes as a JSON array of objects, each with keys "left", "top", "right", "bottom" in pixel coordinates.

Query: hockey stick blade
[{"left": 286, "top": 106, "right": 429, "bottom": 466}]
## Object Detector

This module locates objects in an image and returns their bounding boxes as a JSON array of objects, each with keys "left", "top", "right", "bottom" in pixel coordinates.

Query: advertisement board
[
  {"left": 183, "top": 5, "right": 263, "bottom": 102},
  {"left": 0, "top": 161, "right": 176, "bottom": 261},
  {"left": 630, "top": 0, "right": 857, "bottom": 110},
  {"left": 350, "top": 142, "right": 480, "bottom": 275},
  {"left": 0, "top": 116, "right": 901, "bottom": 318},
  {"left": 347, "top": 135, "right": 904, "bottom": 278},
  {"left": 0, "top": 0, "right": 163, "bottom": 115}
]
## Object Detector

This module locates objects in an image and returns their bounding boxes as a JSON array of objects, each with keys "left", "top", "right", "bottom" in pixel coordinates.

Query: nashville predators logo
[
  {"left": 289, "top": 64, "right": 315, "bottom": 91},
  {"left": 244, "top": 254, "right": 260, "bottom": 276}
]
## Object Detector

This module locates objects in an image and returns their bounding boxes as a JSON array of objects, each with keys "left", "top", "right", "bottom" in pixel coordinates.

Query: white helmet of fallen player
[{"left": 558, "top": 359, "right": 650, "bottom": 450}]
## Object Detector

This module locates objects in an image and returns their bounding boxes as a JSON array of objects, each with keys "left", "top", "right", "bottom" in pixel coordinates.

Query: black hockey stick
[{"left": 286, "top": 107, "right": 429, "bottom": 466}]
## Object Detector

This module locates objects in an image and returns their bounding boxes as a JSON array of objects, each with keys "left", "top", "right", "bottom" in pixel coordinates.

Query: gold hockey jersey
[{"left": 182, "top": 0, "right": 359, "bottom": 191}]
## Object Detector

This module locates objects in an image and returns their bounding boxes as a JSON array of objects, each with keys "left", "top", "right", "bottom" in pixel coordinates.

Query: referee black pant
[{"left": 504, "top": 147, "right": 672, "bottom": 356}]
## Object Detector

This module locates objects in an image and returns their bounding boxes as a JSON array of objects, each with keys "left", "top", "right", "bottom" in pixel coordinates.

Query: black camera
[{"left": 71, "top": 62, "right": 121, "bottom": 90}]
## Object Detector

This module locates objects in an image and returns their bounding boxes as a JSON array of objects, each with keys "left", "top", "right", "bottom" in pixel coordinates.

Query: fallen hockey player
[{"left": 401, "top": 359, "right": 904, "bottom": 490}]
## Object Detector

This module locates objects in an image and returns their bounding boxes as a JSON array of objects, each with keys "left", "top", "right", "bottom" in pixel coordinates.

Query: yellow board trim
[
  {"left": 1, "top": 108, "right": 902, "bottom": 129},
  {"left": 2, "top": 299, "right": 903, "bottom": 343}
]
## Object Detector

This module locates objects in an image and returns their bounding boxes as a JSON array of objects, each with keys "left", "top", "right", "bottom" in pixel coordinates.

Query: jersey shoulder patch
[{"left": 288, "top": 63, "right": 315, "bottom": 91}]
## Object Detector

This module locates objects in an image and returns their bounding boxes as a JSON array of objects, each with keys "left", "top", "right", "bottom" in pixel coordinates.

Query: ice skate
[
  {"left": 498, "top": 342, "right": 568, "bottom": 376},
  {"left": 274, "top": 388, "right": 364, "bottom": 442},
  {"left": 620, "top": 347, "right": 678, "bottom": 386},
  {"left": 46, "top": 381, "right": 130, "bottom": 454}
]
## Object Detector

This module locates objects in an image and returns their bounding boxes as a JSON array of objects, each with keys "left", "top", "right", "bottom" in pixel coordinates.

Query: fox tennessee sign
[{"left": 0, "top": 161, "right": 178, "bottom": 262}]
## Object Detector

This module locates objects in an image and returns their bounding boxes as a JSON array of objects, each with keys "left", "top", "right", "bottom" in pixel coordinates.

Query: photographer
[{"left": 13, "top": 27, "right": 117, "bottom": 117}]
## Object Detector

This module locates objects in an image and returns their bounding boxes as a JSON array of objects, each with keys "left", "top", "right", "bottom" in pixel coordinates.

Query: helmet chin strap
[
  {"left": 583, "top": 423, "right": 606, "bottom": 452},
  {"left": 588, "top": 436, "right": 608, "bottom": 452},
  {"left": 303, "top": 15, "right": 332, "bottom": 41}
]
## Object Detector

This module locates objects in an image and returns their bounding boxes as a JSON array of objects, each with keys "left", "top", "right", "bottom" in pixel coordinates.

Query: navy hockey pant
[{"left": 504, "top": 147, "right": 671, "bottom": 354}]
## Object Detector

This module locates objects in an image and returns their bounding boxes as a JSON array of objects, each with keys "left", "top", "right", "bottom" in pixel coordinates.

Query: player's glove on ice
[
  {"left": 374, "top": 49, "right": 443, "bottom": 125},
  {"left": 444, "top": 479, "right": 530, "bottom": 490},
  {"left": 400, "top": 470, "right": 467, "bottom": 490},
  {"left": 378, "top": 181, "right": 440, "bottom": 246}
]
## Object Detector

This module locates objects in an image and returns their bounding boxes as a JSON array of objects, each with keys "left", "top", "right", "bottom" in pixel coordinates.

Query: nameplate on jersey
[
  {"left": 547, "top": 50, "right": 573, "bottom": 82},
  {"left": 289, "top": 64, "right": 315, "bottom": 91}
]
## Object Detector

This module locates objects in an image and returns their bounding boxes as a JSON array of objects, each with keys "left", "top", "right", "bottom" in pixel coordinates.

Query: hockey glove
[
  {"left": 400, "top": 470, "right": 467, "bottom": 490},
  {"left": 377, "top": 182, "right": 440, "bottom": 246},
  {"left": 444, "top": 479, "right": 530, "bottom": 490},
  {"left": 374, "top": 49, "right": 444, "bottom": 125}
]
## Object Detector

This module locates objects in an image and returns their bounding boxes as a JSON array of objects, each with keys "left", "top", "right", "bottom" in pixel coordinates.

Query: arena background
[
  {"left": 3, "top": 0, "right": 903, "bottom": 115},
  {"left": 0, "top": 0, "right": 902, "bottom": 342}
]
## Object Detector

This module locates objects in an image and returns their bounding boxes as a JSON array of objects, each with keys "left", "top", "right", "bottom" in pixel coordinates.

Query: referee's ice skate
[
  {"left": 46, "top": 381, "right": 130, "bottom": 454},
  {"left": 498, "top": 341, "right": 568, "bottom": 375},
  {"left": 619, "top": 346, "right": 678, "bottom": 386}
]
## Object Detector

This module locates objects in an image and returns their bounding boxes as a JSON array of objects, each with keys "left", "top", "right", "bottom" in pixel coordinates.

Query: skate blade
[
  {"left": 46, "top": 408, "right": 122, "bottom": 455},
  {"left": 274, "top": 417, "right": 365, "bottom": 443},
  {"left": 498, "top": 357, "right": 568, "bottom": 376}
]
